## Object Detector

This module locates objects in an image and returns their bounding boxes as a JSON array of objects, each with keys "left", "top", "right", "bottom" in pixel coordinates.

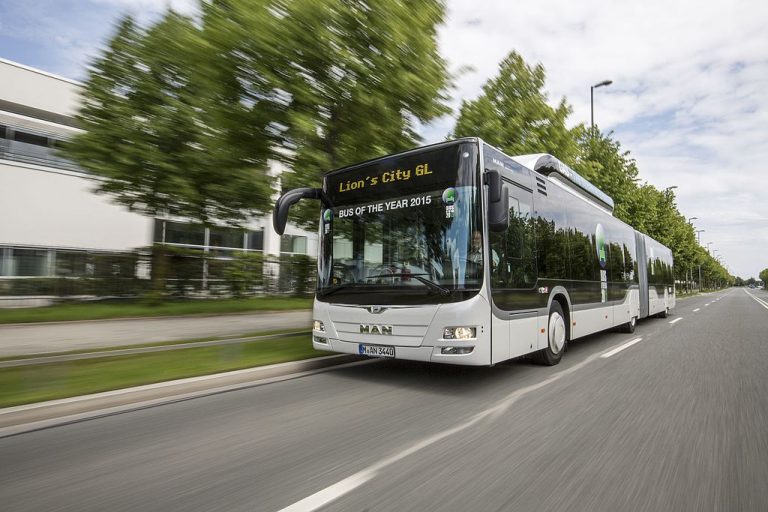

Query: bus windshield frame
[{"left": 317, "top": 141, "right": 484, "bottom": 305}]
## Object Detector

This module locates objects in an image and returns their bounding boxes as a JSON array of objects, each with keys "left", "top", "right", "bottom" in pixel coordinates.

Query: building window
[
  {"left": 164, "top": 221, "right": 206, "bottom": 246},
  {"left": 12, "top": 249, "right": 50, "bottom": 277},
  {"left": 0, "top": 125, "right": 80, "bottom": 172},
  {"left": 0, "top": 247, "right": 11, "bottom": 276},
  {"left": 280, "top": 235, "right": 307, "bottom": 254},
  {"left": 248, "top": 230, "right": 264, "bottom": 251},
  {"left": 55, "top": 251, "right": 89, "bottom": 277},
  {"left": 13, "top": 130, "right": 49, "bottom": 147},
  {"left": 209, "top": 226, "right": 244, "bottom": 249}
]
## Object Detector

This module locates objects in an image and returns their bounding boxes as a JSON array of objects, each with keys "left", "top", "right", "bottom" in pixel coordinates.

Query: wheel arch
[{"left": 547, "top": 287, "right": 572, "bottom": 340}]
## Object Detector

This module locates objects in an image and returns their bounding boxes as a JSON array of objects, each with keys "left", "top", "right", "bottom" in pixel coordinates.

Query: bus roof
[{"left": 513, "top": 153, "right": 615, "bottom": 213}]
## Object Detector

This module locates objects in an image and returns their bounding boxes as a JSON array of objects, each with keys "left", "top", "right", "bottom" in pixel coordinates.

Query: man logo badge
[
  {"left": 367, "top": 305, "right": 385, "bottom": 314},
  {"left": 360, "top": 324, "right": 393, "bottom": 335}
]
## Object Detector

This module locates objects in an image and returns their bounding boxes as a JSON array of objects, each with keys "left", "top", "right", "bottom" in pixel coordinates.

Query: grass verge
[
  {"left": 0, "top": 328, "right": 309, "bottom": 362},
  {"left": 0, "top": 296, "right": 313, "bottom": 325},
  {"left": 0, "top": 334, "right": 319, "bottom": 408}
]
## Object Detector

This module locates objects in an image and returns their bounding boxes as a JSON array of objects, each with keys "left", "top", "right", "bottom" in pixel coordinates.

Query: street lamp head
[
  {"left": 590, "top": 79, "right": 613, "bottom": 135},
  {"left": 688, "top": 217, "right": 698, "bottom": 223}
]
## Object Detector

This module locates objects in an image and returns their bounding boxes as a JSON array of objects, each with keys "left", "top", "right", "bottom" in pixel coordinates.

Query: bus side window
[{"left": 490, "top": 187, "right": 536, "bottom": 289}]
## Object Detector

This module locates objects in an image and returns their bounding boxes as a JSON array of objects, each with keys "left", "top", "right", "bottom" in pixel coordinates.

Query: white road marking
[
  {"left": 600, "top": 337, "right": 643, "bottom": 358},
  {"left": 669, "top": 318, "right": 683, "bottom": 325},
  {"left": 276, "top": 351, "right": 605, "bottom": 512},
  {"left": 693, "top": 308, "right": 701, "bottom": 312},
  {"left": 745, "top": 289, "right": 768, "bottom": 310},
  {"left": 704, "top": 303, "right": 710, "bottom": 306},
  {"left": 277, "top": 472, "right": 375, "bottom": 512}
]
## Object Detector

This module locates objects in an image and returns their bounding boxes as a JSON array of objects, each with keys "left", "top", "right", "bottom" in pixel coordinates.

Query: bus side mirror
[
  {"left": 486, "top": 170, "right": 509, "bottom": 232},
  {"left": 273, "top": 187, "right": 332, "bottom": 235}
]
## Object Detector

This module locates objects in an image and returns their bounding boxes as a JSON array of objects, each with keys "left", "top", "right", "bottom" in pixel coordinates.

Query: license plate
[{"left": 358, "top": 344, "right": 395, "bottom": 358}]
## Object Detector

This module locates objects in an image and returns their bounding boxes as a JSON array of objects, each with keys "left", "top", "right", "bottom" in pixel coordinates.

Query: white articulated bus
[{"left": 273, "top": 138, "right": 675, "bottom": 366}]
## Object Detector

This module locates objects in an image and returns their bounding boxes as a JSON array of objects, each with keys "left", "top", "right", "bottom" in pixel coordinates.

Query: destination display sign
[{"left": 324, "top": 142, "right": 476, "bottom": 205}]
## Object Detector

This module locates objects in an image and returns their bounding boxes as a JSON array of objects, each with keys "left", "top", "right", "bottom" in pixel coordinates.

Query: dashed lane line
[
  {"left": 600, "top": 337, "right": 643, "bottom": 359},
  {"left": 277, "top": 336, "right": 637, "bottom": 512}
]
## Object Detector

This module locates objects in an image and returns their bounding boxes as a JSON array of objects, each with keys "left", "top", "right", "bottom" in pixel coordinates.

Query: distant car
[{"left": 748, "top": 284, "right": 756, "bottom": 288}]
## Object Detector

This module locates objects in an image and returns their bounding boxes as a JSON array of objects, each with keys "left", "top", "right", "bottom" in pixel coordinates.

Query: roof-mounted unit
[{"left": 514, "top": 153, "right": 615, "bottom": 214}]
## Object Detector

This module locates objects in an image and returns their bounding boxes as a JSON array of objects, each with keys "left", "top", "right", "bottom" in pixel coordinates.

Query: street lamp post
[
  {"left": 590, "top": 80, "right": 613, "bottom": 135},
  {"left": 686, "top": 218, "right": 697, "bottom": 292},
  {"left": 713, "top": 251, "right": 721, "bottom": 289},
  {"left": 695, "top": 229, "right": 704, "bottom": 292}
]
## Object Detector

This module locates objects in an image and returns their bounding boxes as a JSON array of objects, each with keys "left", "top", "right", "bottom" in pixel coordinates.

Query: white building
[{"left": 0, "top": 58, "right": 316, "bottom": 284}]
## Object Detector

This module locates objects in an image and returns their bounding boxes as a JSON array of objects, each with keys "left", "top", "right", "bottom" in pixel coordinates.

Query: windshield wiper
[
  {"left": 319, "top": 283, "right": 366, "bottom": 297},
  {"left": 365, "top": 272, "right": 451, "bottom": 296}
]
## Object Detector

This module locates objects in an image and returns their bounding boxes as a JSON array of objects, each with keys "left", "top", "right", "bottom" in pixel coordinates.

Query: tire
[
  {"left": 619, "top": 316, "right": 637, "bottom": 333},
  {"left": 657, "top": 308, "right": 669, "bottom": 319},
  {"left": 536, "top": 302, "right": 567, "bottom": 366}
]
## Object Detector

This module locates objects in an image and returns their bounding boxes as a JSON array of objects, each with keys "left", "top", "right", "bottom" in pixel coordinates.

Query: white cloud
[{"left": 429, "top": 0, "right": 768, "bottom": 277}]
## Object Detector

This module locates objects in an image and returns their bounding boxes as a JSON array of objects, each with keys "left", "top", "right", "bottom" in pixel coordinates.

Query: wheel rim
[
  {"left": 631, "top": 317, "right": 636, "bottom": 328},
  {"left": 549, "top": 312, "right": 566, "bottom": 353}
]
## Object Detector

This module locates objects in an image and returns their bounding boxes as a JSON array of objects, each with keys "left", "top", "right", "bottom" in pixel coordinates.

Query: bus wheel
[
  {"left": 657, "top": 308, "right": 669, "bottom": 319},
  {"left": 537, "top": 302, "right": 567, "bottom": 366},
  {"left": 619, "top": 316, "right": 636, "bottom": 333}
]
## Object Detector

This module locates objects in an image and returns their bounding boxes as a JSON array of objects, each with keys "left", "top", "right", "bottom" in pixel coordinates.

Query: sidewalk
[{"left": 0, "top": 309, "right": 311, "bottom": 357}]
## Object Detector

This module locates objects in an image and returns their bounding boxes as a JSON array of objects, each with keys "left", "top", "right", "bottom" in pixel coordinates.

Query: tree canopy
[
  {"left": 65, "top": 0, "right": 451, "bottom": 227},
  {"left": 64, "top": 12, "right": 278, "bottom": 226},
  {"left": 452, "top": 51, "right": 582, "bottom": 165},
  {"left": 452, "top": 52, "right": 733, "bottom": 288}
]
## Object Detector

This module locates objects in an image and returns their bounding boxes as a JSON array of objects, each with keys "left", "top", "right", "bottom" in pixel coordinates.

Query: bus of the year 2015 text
[{"left": 273, "top": 138, "right": 675, "bottom": 366}]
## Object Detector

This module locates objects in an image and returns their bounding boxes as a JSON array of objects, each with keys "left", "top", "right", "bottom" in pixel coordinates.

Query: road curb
[{"left": 0, "top": 354, "right": 367, "bottom": 438}]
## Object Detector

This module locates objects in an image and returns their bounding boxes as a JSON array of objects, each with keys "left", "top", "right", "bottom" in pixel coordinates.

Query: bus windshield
[{"left": 318, "top": 141, "right": 483, "bottom": 305}]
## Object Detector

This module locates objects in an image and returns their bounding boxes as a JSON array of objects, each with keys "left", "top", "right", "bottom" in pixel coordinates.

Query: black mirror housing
[
  {"left": 486, "top": 170, "right": 502, "bottom": 203},
  {"left": 485, "top": 170, "right": 508, "bottom": 232},
  {"left": 273, "top": 188, "right": 331, "bottom": 235},
  {"left": 488, "top": 185, "right": 509, "bottom": 232}
]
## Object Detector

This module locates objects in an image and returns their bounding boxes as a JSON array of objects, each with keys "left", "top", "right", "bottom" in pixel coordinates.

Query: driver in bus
[{"left": 469, "top": 230, "right": 499, "bottom": 268}]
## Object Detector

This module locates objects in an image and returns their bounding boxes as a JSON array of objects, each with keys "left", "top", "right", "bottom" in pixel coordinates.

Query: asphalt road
[
  {"left": 1, "top": 289, "right": 767, "bottom": 511},
  {"left": 0, "top": 310, "right": 312, "bottom": 357}
]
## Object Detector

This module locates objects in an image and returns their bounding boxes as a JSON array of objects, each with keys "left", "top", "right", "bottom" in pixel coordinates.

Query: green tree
[
  {"left": 64, "top": 12, "right": 278, "bottom": 226},
  {"left": 67, "top": 1, "right": 451, "bottom": 231},
  {"left": 452, "top": 51, "right": 582, "bottom": 165},
  {"left": 760, "top": 269, "right": 768, "bottom": 286},
  {"left": 270, "top": 0, "right": 452, "bottom": 226},
  {"left": 573, "top": 130, "right": 639, "bottom": 224}
]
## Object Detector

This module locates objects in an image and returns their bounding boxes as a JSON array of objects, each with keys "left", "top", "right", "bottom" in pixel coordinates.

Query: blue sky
[{"left": 2, "top": 0, "right": 767, "bottom": 278}]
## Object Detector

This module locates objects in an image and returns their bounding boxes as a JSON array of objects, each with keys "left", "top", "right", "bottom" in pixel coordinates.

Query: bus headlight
[
  {"left": 443, "top": 326, "right": 476, "bottom": 340},
  {"left": 313, "top": 320, "right": 325, "bottom": 332}
]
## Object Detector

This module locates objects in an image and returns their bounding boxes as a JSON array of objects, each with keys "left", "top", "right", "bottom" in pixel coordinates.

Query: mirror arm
[{"left": 272, "top": 187, "right": 333, "bottom": 235}]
